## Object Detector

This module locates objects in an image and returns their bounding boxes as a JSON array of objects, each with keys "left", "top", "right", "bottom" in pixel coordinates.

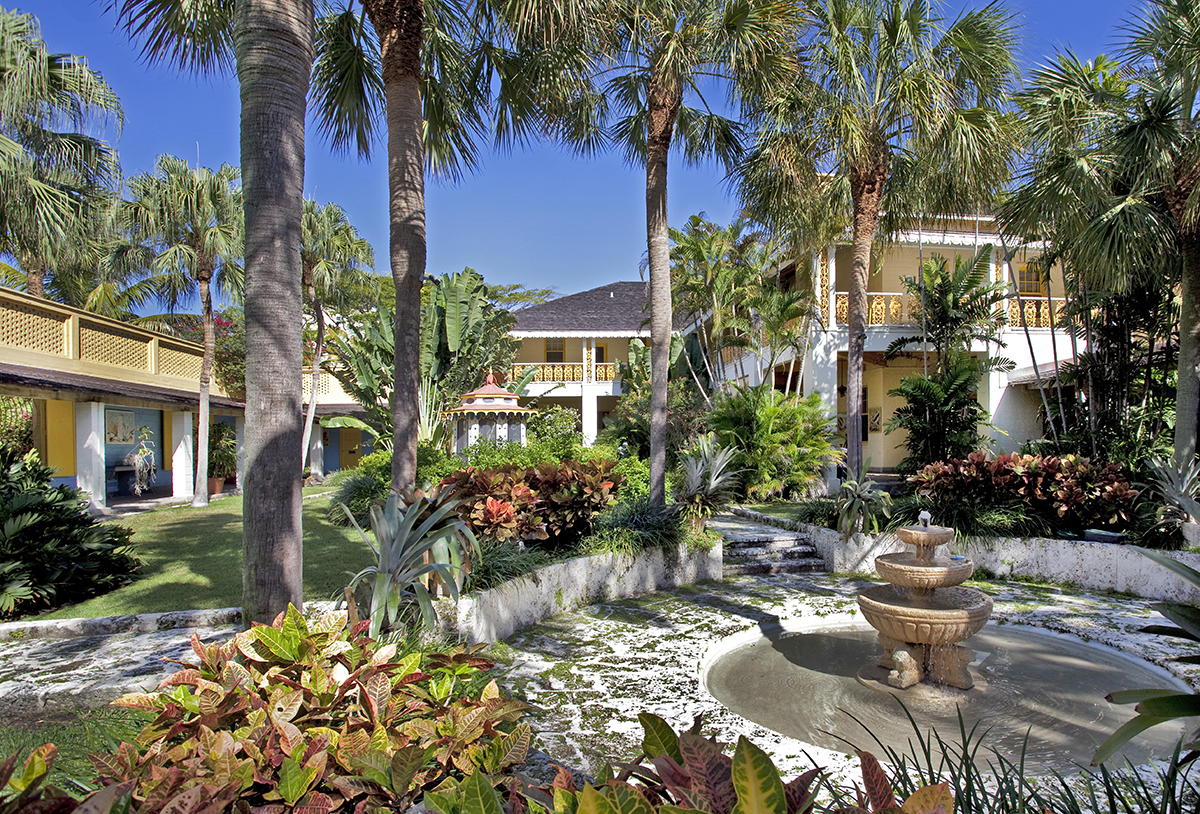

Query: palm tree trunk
[
  {"left": 24, "top": 266, "right": 45, "bottom": 298},
  {"left": 645, "top": 80, "right": 680, "bottom": 507},
  {"left": 193, "top": 274, "right": 214, "bottom": 508},
  {"left": 1176, "top": 229, "right": 1200, "bottom": 464},
  {"left": 301, "top": 284, "right": 324, "bottom": 474},
  {"left": 368, "top": 0, "right": 424, "bottom": 493},
  {"left": 235, "top": 0, "right": 311, "bottom": 625},
  {"left": 846, "top": 159, "right": 887, "bottom": 480}
]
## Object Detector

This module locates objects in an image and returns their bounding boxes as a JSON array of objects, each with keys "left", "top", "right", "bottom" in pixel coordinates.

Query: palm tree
[
  {"left": 573, "top": 0, "right": 801, "bottom": 505},
  {"left": 0, "top": 7, "right": 122, "bottom": 299},
  {"left": 300, "top": 199, "right": 376, "bottom": 475},
  {"left": 120, "top": 155, "right": 243, "bottom": 509},
  {"left": 738, "top": 0, "right": 1020, "bottom": 479},
  {"left": 670, "top": 215, "right": 761, "bottom": 388}
]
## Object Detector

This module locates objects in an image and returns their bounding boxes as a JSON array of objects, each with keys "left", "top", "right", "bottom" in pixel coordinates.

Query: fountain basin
[
  {"left": 895, "top": 524, "right": 955, "bottom": 550},
  {"left": 857, "top": 585, "right": 992, "bottom": 645},
  {"left": 874, "top": 553, "right": 974, "bottom": 590}
]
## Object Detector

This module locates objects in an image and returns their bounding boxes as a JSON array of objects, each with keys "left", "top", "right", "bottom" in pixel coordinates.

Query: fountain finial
[{"left": 918, "top": 510, "right": 932, "bottom": 528}]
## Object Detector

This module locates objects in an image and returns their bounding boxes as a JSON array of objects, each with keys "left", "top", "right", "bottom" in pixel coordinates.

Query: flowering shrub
[
  {"left": 910, "top": 451, "right": 1139, "bottom": 532},
  {"left": 0, "top": 396, "right": 34, "bottom": 455}
]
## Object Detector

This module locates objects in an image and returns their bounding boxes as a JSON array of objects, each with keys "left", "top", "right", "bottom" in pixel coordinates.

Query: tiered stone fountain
[{"left": 857, "top": 512, "right": 992, "bottom": 692}]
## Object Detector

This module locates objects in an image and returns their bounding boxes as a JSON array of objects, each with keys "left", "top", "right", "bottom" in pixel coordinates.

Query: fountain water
[{"left": 856, "top": 512, "right": 992, "bottom": 692}]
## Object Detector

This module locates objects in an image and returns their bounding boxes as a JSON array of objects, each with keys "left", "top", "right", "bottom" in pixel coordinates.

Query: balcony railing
[
  {"left": 301, "top": 368, "right": 355, "bottom": 404},
  {"left": 0, "top": 286, "right": 225, "bottom": 396},
  {"left": 1008, "top": 298, "right": 1068, "bottom": 329},
  {"left": 509, "top": 362, "right": 622, "bottom": 385},
  {"left": 827, "top": 291, "right": 1068, "bottom": 329}
]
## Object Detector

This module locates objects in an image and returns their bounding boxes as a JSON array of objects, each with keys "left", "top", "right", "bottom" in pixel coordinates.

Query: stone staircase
[{"left": 707, "top": 516, "right": 826, "bottom": 577}]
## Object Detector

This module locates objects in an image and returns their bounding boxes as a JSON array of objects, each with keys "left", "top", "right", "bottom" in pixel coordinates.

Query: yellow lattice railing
[
  {"left": 0, "top": 286, "right": 217, "bottom": 394},
  {"left": 1008, "top": 298, "right": 1068, "bottom": 329},
  {"left": 720, "top": 345, "right": 746, "bottom": 365},
  {"left": 595, "top": 363, "right": 617, "bottom": 382},
  {"left": 301, "top": 369, "right": 354, "bottom": 403},
  {"left": 832, "top": 292, "right": 924, "bottom": 326},
  {"left": 509, "top": 363, "right": 586, "bottom": 383}
]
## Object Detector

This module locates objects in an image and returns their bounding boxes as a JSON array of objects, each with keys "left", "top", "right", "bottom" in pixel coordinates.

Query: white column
[
  {"left": 826, "top": 245, "right": 838, "bottom": 328},
  {"left": 235, "top": 416, "right": 246, "bottom": 490},
  {"left": 805, "top": 335, "right": 841, "bottom": 495},
  {"left": 581, "top": 390, "right": 598, "bottom": 447},
  {"left": 171, "top": 411, "right": 194, "bottom": 501},
  {"left": 309, "top": 425, "right": 325, "bottom": 480},
  {"left": 74, "top": 402, "right": 106, "bottom": 512}
]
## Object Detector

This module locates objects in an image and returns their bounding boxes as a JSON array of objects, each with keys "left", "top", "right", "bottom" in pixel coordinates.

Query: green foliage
[
  {"left": 464, "top": 536, "right": 550, "bottom": 593},
  {"left": 599, "top": 377, "right": 708, "bottom": 467},
  {"left": 169, "top": 308, "right": 249, "bottom": 402},
  {"left": 579, "top": 496, "right": 685, "bottom": 556},
  {"left": 328, "top": 445, "right": 459, "bottom": 526},
  {"left": 709, "top": 387, "right": 838, "bottom": 501},
  {"left": 0, "top": 447, "right": 139, "bottom": 618},
  {"left": 1095, "top": 547, "right": 1200, "bottom": 766},
  {"left": 885, "top": 353, "right": 994, "bottom": 475},
  {"left": 525, "top": 405, "right": 584, "bottom": 461},
  {"left": 836, "top": 473, "right": 893, "bottom": 540},
  {"left": 444, "top": 459, "right": 623, "bottom": 551},
  {"left": 342, "top": 489, "right": 478, "bottom": 636},
  {"left": 95, "top": 607, "right": 530, "bottom": 813},
  {"left": 324, "top": 309, "right": 397, "bottom": 450},
  {"left": 207, "top": 421, "right": 238, "bottom": 480},
  {"left": 910, "top": 451, "right": 1140, "bottom": 534},
  {"left": 1146, "top": 456, "right": 1200, "bottom": 528},
  {"left": 675, "top": 434, "right": 740, "bottom": 529},
  {"left": 888, "top": 495, "right": 1048, "bottom": 540},
  {"left": 0, "top": 397, "right": 34, "bottom": 456}
]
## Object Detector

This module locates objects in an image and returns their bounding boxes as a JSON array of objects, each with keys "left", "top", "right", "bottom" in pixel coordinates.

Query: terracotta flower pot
[{"left": 207, "top": 477, "right": 226, "bottom": 497}]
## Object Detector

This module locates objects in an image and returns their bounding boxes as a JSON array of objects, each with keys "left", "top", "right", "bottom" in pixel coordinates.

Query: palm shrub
[
  {"left": 836, "top": 472, "right": 893, "bottom": 540},
  {"left": 207, "top": 422, "right": 238, "bottom": 480},
  {"left": 598, "top": 378, "right": 708, "bottom": 468},
  {"left": 709, "top": 386, "right": 837, "bottom": 501},
  {"left": 0, "top": 447, "right": 139, "bottom": 618},
  {"left": 885, "top": 353, "right": 995, "bottom": 475}
]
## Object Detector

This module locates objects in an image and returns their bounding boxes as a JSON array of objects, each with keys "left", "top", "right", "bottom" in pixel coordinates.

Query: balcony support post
[
  {"left": 171, "top": 410, "right": 195, "bottom": 501},
  {"left": 74, "top": 401, "right": 107, "bottom": 512},
  {"left": 582, "top": 390, "right": 598, "bottom": 447},
  {"left": 826, "top": 246, "right": 837, "bottom": 328}
]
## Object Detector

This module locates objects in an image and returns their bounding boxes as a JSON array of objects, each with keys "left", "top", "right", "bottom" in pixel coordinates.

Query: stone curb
[{"left": 0, "top": 607, "right": 242, "bottom": 641}]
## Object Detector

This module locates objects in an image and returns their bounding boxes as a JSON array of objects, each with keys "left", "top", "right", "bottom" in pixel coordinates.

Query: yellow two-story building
[{"left": 508, "top": 282, "right": 650, "bottom": 444}]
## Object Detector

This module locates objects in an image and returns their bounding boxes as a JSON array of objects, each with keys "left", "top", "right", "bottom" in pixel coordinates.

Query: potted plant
[
  {"left": 207, "top": 422, "right": 238, "bottom": 496},
  {"left": 123, "top": 425, "right": 157, "bottom": 496}
]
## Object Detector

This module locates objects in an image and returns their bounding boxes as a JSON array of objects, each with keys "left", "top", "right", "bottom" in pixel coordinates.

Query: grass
[
  {"left": 36, "top": 487, "right": 368, "bottom": 620},
  {"left": 0, "top": 708, "right": 149, "bottom": 793}
]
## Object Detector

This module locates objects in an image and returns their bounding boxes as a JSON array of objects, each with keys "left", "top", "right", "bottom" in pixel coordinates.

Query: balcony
[
  {"left": 301, "top": 368, "right": 356, "bottom": 405},
  {"left": 0, "top": 286, "right": 225, "bottom": 396},
  {"left": 826, "top": 291, "right": 1068, "bottom": 329},
  {"left": 509, "top": 362, "right": 619, "bottom": 385}
]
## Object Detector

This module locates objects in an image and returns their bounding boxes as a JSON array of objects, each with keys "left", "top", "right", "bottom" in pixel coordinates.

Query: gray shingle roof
[{"left": 512, "top": 281, "right": 650, "bottom": 333}]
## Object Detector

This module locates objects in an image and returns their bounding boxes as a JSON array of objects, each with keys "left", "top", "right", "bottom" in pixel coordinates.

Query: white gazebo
[{"left": 446, "top": 373, "right": 536, "bottom": 454}]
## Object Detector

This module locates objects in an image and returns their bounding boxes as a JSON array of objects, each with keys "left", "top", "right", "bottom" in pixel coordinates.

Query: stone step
[
  {"left": 724, "top": 557, "right": 826, "bottom": 577},
  {"left": 722, "top": 536, "right": 812, "bottom": 553},
  {"left": 724, "top": 545, "right": 820, "bottom": 562}
]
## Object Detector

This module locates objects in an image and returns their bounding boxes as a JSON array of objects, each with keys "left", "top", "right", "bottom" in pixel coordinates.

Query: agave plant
[
  {"left": 341, "top": 488, "right": 478, "bottom": 636},
  {"left": 676, "top": 434, "right": 740, "bottom": 532},
  {"left": 1146, "top": 456, "right": 1200, "bottom": 529},
  {"left": 836, "top": 465, "right": 893, "bottom": 540}
]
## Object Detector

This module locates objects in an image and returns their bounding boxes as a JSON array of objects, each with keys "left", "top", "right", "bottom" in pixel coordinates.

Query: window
[
  {"left": 1017, "top": 264, "right": 1046, "bottom": 296},
  {"left": 595, "top": 344, "right": 607, "bottom": 364},
  {"left": 545, "top": 337, "right": 564, "bottom": 363}
]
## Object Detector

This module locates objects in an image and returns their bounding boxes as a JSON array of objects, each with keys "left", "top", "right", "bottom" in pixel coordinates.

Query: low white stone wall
[
  {"left": 449, "top": 541, "right": 724, "bottom": 644},
  {"left": 733, "top": 507, "right": 1200, "bottom": 603}
]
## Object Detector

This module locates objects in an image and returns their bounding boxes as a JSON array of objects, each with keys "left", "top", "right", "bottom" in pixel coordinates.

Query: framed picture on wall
[{"left": 106, "top": 410, "right": 136, "bottom": 444}]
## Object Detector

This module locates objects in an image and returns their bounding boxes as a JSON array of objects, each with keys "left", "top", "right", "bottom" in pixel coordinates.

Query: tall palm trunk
[
  {"left": 1176, "top": 229, "right": 1200, "bottom": 464},
  {"left": 301, "top": 275, "right": 324, "bottom": 475},
  {"left": 367, "top": 0, "right": 424, "bottom": 493},
  {"left": 193, "top": 272, "right": 214, "bottom": 508},
  {"left": 24, "top": 266, "right": 45, "bottom": 298},
  {"left": 846, "top": 156, "right": 887, "bottom": 480},
  {"left": 645, "top": 79, "right": 680, "bottom": 507},
  {"left": 236, "top": 0, "right": 311, "bottom": 625}
]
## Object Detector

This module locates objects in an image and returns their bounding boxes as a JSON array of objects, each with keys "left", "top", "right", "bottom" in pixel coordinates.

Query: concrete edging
[
  {"left": 446, "top": 540, "right": 724, "bottom": 643},
  {"left": 733, "top": 506, "right": 1200, "bottom": 603},
  {"left": 0, "top": 607, "right": 243, "bottom": 641}
]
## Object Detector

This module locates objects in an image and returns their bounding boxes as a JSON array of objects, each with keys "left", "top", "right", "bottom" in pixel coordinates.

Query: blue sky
[{"left": 18, "top": 0, "right": 1131, "bottom": 298}]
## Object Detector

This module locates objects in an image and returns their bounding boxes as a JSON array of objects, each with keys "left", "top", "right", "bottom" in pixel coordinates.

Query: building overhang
[{"left": 0, "top": 361, "right": 244, "bottom": 412}]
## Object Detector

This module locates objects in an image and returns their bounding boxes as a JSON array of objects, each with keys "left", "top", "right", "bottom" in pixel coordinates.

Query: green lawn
[{"left": 39, "top": 488, "right": 369, "bottom": 619}]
